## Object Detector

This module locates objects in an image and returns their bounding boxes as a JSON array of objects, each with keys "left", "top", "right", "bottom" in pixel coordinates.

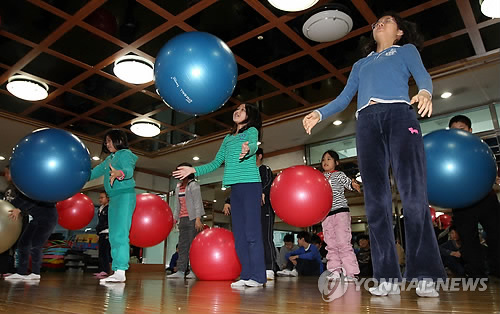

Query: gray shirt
[
  {"left": 278, "top": 244, "right": 299, "bottom": 270},
  {"left": 173, "top": 179, "right": 205, "bottom": 221}
]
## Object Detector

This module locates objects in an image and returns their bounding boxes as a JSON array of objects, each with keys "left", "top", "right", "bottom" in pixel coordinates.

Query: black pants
[
  {"left": 177, "top": 217, "right": 197, "bottom": 273},
  {"left": 453, "top": 191, "right": 500, "bottom": 278},
  {"left": 261, "top": 202, "right": 277, "bottom": 271},
  {"left": 286, "top": 259, "right": 321, "bottom": 276},
  {"left": 18, "top": 210, "right": 57, "bottom": 275},
  {"left": 356, "top": 103, "right": 446, "bottom": 282},
  {"left": 442, "top": 255, "right": 465, "bottom": 277},
  {"left": 98, "top": 233, "right": 112, "bottom": 274}
]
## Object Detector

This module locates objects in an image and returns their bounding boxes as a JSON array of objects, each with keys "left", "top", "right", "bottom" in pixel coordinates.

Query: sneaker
[
  {"left": 326, "top": 271, "right": 342, "bottom": 281},
  {"left": 4, "top": 273, "right": 28, "bottom": 280},
  {"left": 289, "top": 269, "right": 298, "bottom": 277},
  {"left": 277, "top": 270, "right": 291, "bottom": 277},
  {"left": 100, "top": 270, "right": 126, "bottom": 283},
  {"left": 25, "top": 273, "right": 41, "bottom": 280},
  {"left": 167, "top": 271, "right": 185, "bottom": 279},
  {"left": 369, "top": 282, "right": 401, "bottom": 296},
  {"left": 266, "top": 270, "right": 275, "bottom": 280},
  {"left": 185, "top": 272, "right": 196, "bottom": 279},
  {"left": 245, "top": 279, "right": 264, "bottom": 287},
  {"left": 231, "top": 280, "right": 247, "bottom": 288},
  {"left": 344, "top": 275, "right": 357, "bottom": 283},
  {"left": 94, "top": 271, "right": 108, "bottom": 277},
  {"left": 416, "top": 280, "right": 439, "bottom": 298}
]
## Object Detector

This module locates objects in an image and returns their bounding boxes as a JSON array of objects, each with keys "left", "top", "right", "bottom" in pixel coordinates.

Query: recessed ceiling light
[
  {"left": 221, "top": 187, "right": 227, "bottom": 191},
  {"left": 257, "top": 141, "right": 262, "bottom": 145},
  {"left": 333, "top": 120, "right": 343, "bottom": 126},
  {"left": 7, "top": 75, "right": 49, "bottom": 101},
  {"left": 257, "top": 35, "right": 264, "bottom": 40},
  {"left": 213, "top": 200, "right": 217, "bottom": 203},
  {"left": 130, "top": 120, "right": 160, "bottom": 137},
  {"left": 357, "top": 219, "right": 362, "bottom": 223},
  {"left": 0, "top": 156, "right": 5, "bottom": 161},
  {"left": 440, "top": 92, "right": 452, "bottom": 99},
  {"left": 92, "top": 156, "right": 100, "bottom": 161},
  {"left": 193, "top": 156, "right": 200, "bottom": 161},
  {"left": 480, "top": 0, "right": 500, "bottom": 18},
  {"left": 303, "top": 5, "right": 353, "bottom": 42},
  {"left": 268, "top": 0, "right": 318, "bottom": 12},
  {"left": 114, "top": 55, "right": 154, "bottom": 84},
  {"left": 203, "top": 215, "right": 208, "bottom": 218}
]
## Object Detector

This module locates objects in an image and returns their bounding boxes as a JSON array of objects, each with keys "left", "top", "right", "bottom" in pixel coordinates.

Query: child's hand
[
  {"left": 8, "top": 208, "right": 21, "bottom": 221},
  {"left": 172, "top": 166, "right": 195, "bottom": 180},
  {"left": 302, "top": 111, "right": 320, "bottom": 135},
  {"left": 195, "top": 218, "right": 204, "bottom": 231},
  {"left": 240, "top": 141, "right": 249, "bottom": 159},
  {"left": 411, "top": 90, "right": 433, "bottom": 118},
  {"left": 109, "top": 164, "right": 122, "bottom": 186},
  {"left": 223, "top": 203, "right": 231, "bottom": 216},
  {"left": 352, "top": 180, "right": 361, "bottom": 193}
]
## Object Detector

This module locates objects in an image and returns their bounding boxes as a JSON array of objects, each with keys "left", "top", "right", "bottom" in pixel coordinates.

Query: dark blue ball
[
  {"left": 10, "top": 128, "right": 91, "bottom": 202},
  {"left": 424, "top": 129, "right": 496, "bottom": 208},
  {"left": 154, "top": 32, "right": 237, "bottom": 115}
]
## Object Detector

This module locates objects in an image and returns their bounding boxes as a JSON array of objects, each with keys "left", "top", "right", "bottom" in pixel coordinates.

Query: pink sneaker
[{"left": 94, "top": 271, "right": 108, "bottom": 277}]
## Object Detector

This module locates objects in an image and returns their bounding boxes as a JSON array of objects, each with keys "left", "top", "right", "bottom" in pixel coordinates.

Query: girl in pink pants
[{"left": 320, "top": 150, "right": 361, "bottom": 281}]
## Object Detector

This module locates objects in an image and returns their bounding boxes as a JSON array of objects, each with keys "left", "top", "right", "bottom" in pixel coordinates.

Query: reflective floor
[{"left": 0, "top": 273, "right": 499, "bottom": 313}]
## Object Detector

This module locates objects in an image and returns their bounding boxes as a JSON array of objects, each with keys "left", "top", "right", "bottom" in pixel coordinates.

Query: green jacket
[
  {"left": 195, "top": 127, "right": 261, "bottom": 187},
  {"left": 90, "top": 149, "right": 138, "bottom": 197}
]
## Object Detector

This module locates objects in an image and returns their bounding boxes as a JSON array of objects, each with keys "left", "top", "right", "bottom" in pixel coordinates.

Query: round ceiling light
[
  {"left": 480, "top": 0, "right": 500, "bottom": 18},
  {"left": 303, "top": 4, "right": 353, "bottom": 42},
  {"left": 130, "top": 120, "right": 161, "bottom": 137},
  {"left": 268, "top": 0, "right": 318, "bottom": 12},
  {"left": 113, "top": 55, "right": 154, "bottom": 84},
  {"left": 7, "top": 75, "right": 49, "bottom": 101}
]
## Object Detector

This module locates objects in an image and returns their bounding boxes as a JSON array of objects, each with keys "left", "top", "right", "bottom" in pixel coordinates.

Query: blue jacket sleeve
[
  {"left": 298, "top": 245, "right": 319, "bottom": 260},
  {"left": 402, "top": 44, "right": 433, "bottom": 97},
  {"left": 316, "top": 61, "right": 360, "bottom": 121},
  {"left": 286, "top": 247, "right": 304, "bottom": 260}
]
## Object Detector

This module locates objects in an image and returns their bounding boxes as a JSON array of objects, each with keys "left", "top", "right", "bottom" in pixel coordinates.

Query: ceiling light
[
  {"left": 7, "top": 75, "right": 49, "bottom": 101},
  {"left": 113, "top": 55, "right": 154, "bottom": 84},
  {"left": 333, "top": 120, "right": 343, "bottom": 126},
  {"left": 257, "top": 35, "right": 264, "bottom": 40},
  {"left": 257, "top": 141, "right": 262, "bottom": 145},
  {"left": 193, "top": 156, "right": 200, "bottom": 161},
  {"left": 480, "top": 0, "right": 500, "bottom": 18},
  {"left": 357, "top": 219, "right": 362, "bottom": 223},
  {"left": 303, "top": 4, "right": 353, "bottom": 42},
  {"left": 92, "top": 156, "right": 100, "bottom": 161},
  {"left": 268, "top": 0, "right": 318, "bottom": 12},
  {"left": 213, "top": 200, "right": 217, "bottom": 203},
  {"left": 221, "top": 187, "right": 227, "bottom": 191},
  {"left": 440, "top": 92, "right": 452, "bottom": 99},
  {"left": 130, "top": 120, "right": 160, "bottom": 137},
  {"left": 0, "top": 156, "right": 5, "bottom": 161}
]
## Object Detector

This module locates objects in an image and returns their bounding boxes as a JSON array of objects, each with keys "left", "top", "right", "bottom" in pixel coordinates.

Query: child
[
  {"left": 278, "top": 233, "right": 299, "bottom": 270},
  {"left": 320, "top": 150, "right": 361, "bottom": 281},
  {"left": 277, "top": 231, "right": 323, "bottom": 276},
  {"left": 173, "top": 103, "right": 266, "bottom": 288},
  {"left": 166, "top": 244, "right": 179, "bottom": 273},
  {"left": 303, "top": 12, "right": 446, "bottom": 297},
  {"left": 4, "top": 165, "right": 58, "bottom": 281},
  {"left": 168, "top": 162, "right": 205, "bottom": 279},
  {"left": 90, "top": 129, "right": 138, "bottom": 283},
  {"left": 94, "top": 191, "right": 111, "bottom": 279}
]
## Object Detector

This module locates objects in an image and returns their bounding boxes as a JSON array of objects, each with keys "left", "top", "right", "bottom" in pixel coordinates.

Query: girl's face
[
  {"left": 372, "top": 15, "right": 403, "bottom": 44},
  {"left": 322, "top": 153, "right": 337, "bottom": 172},
  {"left": 233, "top": 104, "right": 248, "bottom": 125},
  {"left": 105, "top": 136, "right": 117, "bottom": 153}
]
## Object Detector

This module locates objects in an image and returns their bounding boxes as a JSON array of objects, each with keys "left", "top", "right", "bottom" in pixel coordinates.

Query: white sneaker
[
  {"left": 266, "top": 270, "right": 275, "bottom": 280},
  {"left": 231, "top": 279, "right": 247, "bottom": 288},
  {"left": 25, "top": 273, "right": 41, "bottom": 280},
  {"left": 369, "top": 282, "right": 401, "bottom": 296},
  {"left": 4, "top": 273, "right": 28, "bottom": 280},
  {"left": 416, "top": 280, "right": 439, "bottom": 297},
  {"left": 185, "top": 272, "right": 196, "bottom": 279},
  {"left": 277, "top": 270, "right": 291, "bottom": 277},
  {"left": 167, "top": 271, "right": 185, "bottom": 279},
  {"left": 326, "top": 271, "right": 342, "bottom": 281},
  {"left": 289, "top": 269, "right": 298, "bottom": 277},
  {"left": 100, "top": 270, "right": 126, "bottom": 283},
  {"left": 245, "top": 279, "right": 264, "bottom": 287}
]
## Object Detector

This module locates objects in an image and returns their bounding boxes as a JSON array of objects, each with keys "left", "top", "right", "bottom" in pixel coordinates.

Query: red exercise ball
[
  {"left": 429, "top": 206, "right": 437, "bottom": 222},
  {"left": 437, "top": 213, "right": 452, "bottom": 229},
  {"left": 129, "top": 193, "right": 174, "bottom": 248},
  {"left": 189, "top": 228, "right": 241, "bottom": 281},
  {"left": 317, "top": 231, "right": 324, "bottom": 242},
  {"left": 270, "top": 165, "right": 333, "bottom": 227},
  {"left": 56, "top": 193, "right": 95, "bottom": 230}
]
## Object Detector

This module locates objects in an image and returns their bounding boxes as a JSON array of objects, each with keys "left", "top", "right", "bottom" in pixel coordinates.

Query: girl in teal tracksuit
[{"left": 90, "top": 129, "right": 138, "bottom": 283}]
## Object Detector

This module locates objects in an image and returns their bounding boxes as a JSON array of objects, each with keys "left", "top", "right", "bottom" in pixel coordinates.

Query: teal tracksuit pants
[{"left": 108, "top": 193, "right": 136, "bottom": 271}]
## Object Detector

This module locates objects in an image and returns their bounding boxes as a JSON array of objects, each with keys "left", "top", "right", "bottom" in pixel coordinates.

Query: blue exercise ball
[
  {"left": 10, "top": 128, "right": 91, "bottom": 203},
  {"left": 154, "top": 31, "right": 237, "bottom": 115},
  {"left": 424, "top": 129, "right": 496, "bottom": 208}
]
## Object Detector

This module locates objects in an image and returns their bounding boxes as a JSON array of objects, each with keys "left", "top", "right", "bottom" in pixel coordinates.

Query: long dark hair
[
  {"left": 102, "top": 129, "right": 129, "bottom": 154},
  {"left": 231, "top": 103, "right": 262, "bottom": 140},
  {"left": 361, "top": 11, "right": 424, "bottom": 56}
]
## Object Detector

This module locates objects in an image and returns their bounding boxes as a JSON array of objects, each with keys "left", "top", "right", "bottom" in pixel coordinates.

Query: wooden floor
[{"left": 0, "top": 272, "right": 499, "bottom": 313}]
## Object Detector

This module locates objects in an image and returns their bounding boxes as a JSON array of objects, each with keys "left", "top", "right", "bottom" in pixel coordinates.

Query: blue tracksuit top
[
  {"left": 316, "top": 44, "right": 432, "bottom": 120},
  {"left": 286, "top": 244, "right": 324, "bottom": 273}
]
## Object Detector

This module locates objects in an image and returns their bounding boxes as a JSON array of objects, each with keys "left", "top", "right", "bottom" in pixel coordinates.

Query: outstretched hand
[
  {"left": 109, "top": 164, "right": 121, "bottom": 186},
  {"left": 411, "top": 91, "right": 433, "bottom": 118},
  {"left": 172, "top": 166, "right": 195, "bottom": 180},
  {"left": 302, "top": 111, "right": 320, "bottom": 135}
]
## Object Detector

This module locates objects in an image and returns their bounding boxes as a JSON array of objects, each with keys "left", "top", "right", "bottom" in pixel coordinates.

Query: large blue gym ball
[
  {"left": 154, "top": 31, "right": 237, "bottom": 116},
  {"left": 10, "top": 128, "right": 91, "bottom": 203},
  {"left": 424, "top": 129, "right": 496, "bottom": 208}
]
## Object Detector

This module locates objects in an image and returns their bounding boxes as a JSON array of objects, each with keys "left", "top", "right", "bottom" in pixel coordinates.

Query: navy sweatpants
[
  {"left": 230, "top": 183, "right": 266, "bottom": 284},
  {"left": 356, "top": 103, "right": 446, "bottom": 282}
]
